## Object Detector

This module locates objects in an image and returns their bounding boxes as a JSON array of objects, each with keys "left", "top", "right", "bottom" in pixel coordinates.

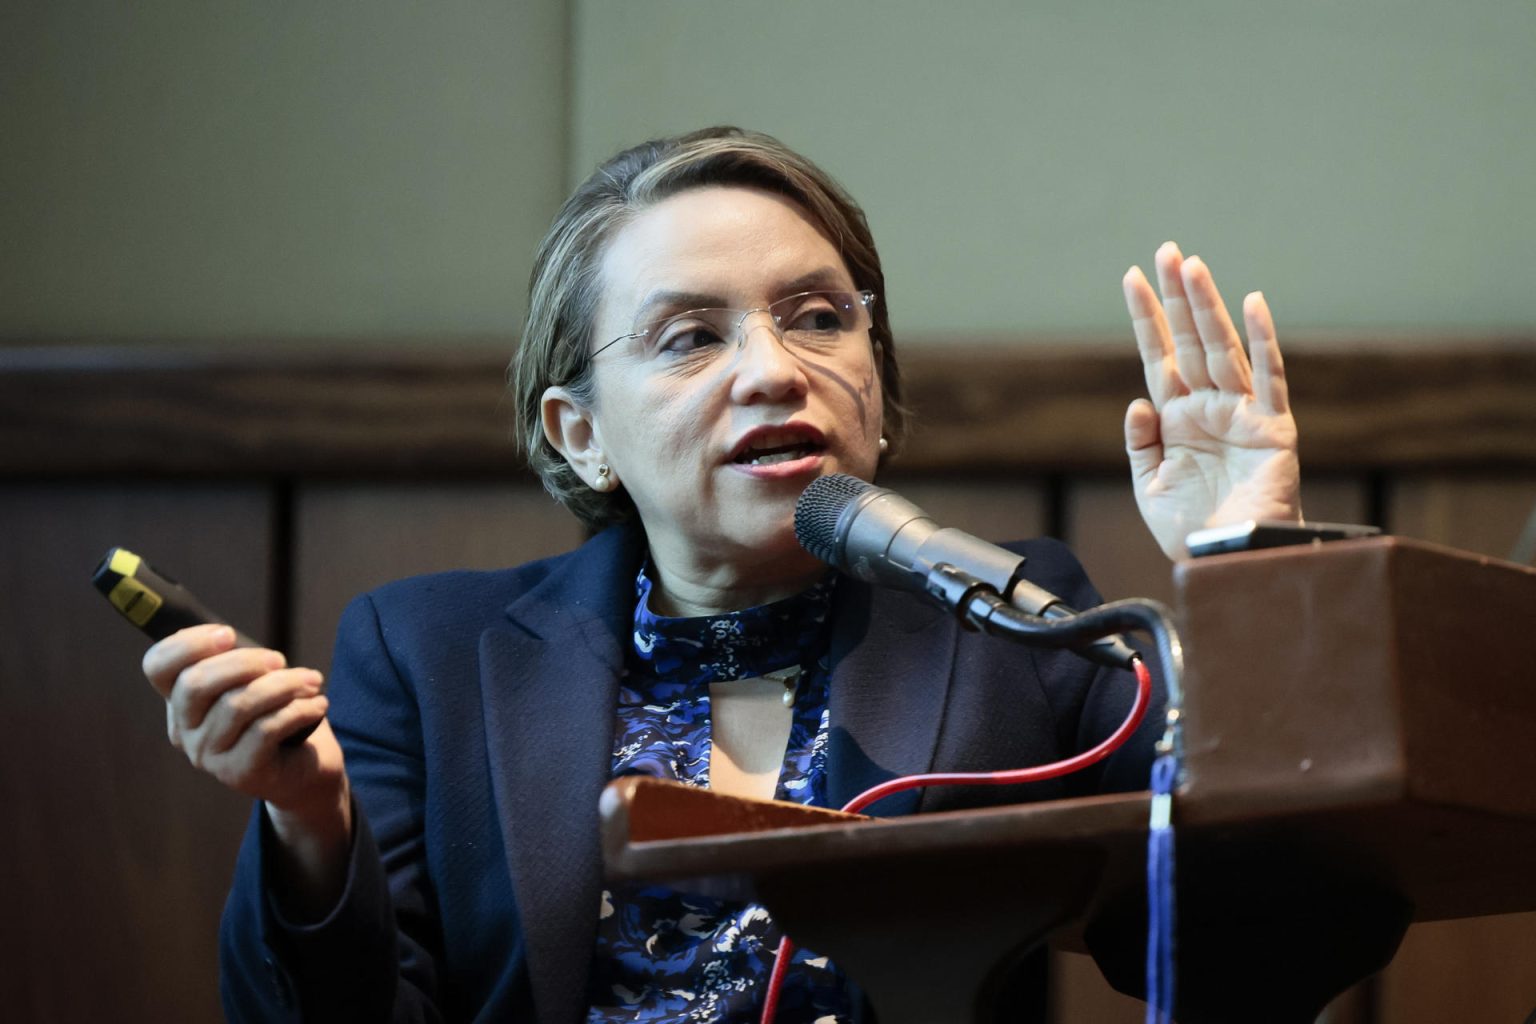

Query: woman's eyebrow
[
  {"left": 633, "top": 290, "right": 723, "bottom": 322},
  {"left": 780, "top": 266, "right": 851, "bottom": 294},
  {"left": 632, "top": 267, "right": 852, "bottom": 322}
]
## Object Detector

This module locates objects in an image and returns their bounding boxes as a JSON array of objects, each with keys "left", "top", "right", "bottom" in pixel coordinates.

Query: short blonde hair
[{"left": 511, "top": 126, "right": 907, "bottom": 530}]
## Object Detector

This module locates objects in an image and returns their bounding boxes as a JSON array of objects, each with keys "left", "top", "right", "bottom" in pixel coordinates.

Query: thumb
[{"left": 1124, "top": 399, "right": 1163, "bottom": 487}]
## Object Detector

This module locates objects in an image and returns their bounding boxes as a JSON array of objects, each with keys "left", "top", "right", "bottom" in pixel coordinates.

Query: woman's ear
[{"left": 541, "top": 386, "right": 611, "bottom": 490}]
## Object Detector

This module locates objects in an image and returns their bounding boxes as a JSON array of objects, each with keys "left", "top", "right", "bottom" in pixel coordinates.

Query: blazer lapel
[
  {"left": 477, "top": 525, "right": 644, "bottom": 1024},
  {"left": 825, "top": 581, "right": 959, "bottom": 817}
]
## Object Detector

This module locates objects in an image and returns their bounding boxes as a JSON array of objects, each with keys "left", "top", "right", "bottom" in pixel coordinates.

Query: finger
[
  {"left": 198, "top": 668, "right": 326, "bottom": 757},
  {"left": 1244, "top": 291, "right": 1289, "bottom": 414},
  {"left": 1181, "top": 255, "right": 1254, "bottom": 394},
  {"left": 1122, "top": 265, "right": 1186, "bottom": 408},
  {"left": 1154, "top": 241, "right": 1213, "bottom": 391},
  {"left": 170, "top": 647, "right": 288, "bottom": 736},
  {"left": 143, "top": 624, "right": 238, "bottom": 699},
  {"left": 202, "top": 698, "right": 331, "bottom": 796},
  {"left": 1124, "top": 398, "right": 1163, "bottom": 488},
  {"left": 228, "top": 696, "right": 331, "bottom": 766}
]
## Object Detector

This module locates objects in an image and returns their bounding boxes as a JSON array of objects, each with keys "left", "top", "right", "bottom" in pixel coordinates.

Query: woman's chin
[{"left": 721, "top": 510, "right": 821, "bottom": 573}]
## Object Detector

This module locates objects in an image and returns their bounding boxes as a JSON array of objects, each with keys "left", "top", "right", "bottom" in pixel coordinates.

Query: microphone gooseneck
[{"left": 794, "top": 473, "right": 1139, "bottom": 670}]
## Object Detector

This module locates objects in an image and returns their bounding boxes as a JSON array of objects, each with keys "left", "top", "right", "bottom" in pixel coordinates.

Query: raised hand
[{"left": 1122, "top": 242, "right": 1302, "bottom": 560}]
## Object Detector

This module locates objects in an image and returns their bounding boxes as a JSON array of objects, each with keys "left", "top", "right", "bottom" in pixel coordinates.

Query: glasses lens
[
  {"left": 773, "top": 291, "right": 870, "bottom": 341},
  {"left": 644, "top": 308, "right": 738, "bottom": 355}
]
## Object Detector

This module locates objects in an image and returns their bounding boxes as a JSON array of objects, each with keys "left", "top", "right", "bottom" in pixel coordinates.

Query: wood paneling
[
  {"left": 1378, "top": 915, "right": 1536, "bottom": 1023},
  {"left": 892, "top": 340, "right": 1536, "bottom": 473},
  {"left": 291, "top": 482, "right": 585, "bottom": 668},
  {"left": 1300, "top": 476, "right": 1374, "bottom": 528},
  {"left": 0, "top": 345, "right": 521, "bottom": 477},
  {"left": 5, "top": 338, "right": 1533, "bottom": 476},
  {"left": 879, "top": 474, "right": 1048, "bottom": 542},
  {"left": 1388, "top": 475, "right": 1536, "bottom": 564},
  {"left": 1063, "top": 477, "right": 1172, "bottom": 605},
  {"left": 0, "top": 483, "right": 272, "bottom": 1023}
]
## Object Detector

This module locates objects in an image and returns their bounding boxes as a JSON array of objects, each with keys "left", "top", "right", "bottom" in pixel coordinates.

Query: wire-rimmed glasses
[{"left": 592, "top": 290, "right": 877, "bottom": 363}]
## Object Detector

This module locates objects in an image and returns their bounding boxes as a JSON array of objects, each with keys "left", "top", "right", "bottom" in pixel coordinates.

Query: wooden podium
[{"left": 600, "top": 538, "right": 1536, "bottom": 1023}]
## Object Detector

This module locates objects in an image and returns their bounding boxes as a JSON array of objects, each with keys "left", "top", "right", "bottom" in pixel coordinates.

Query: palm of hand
[
  {"left": 1122, "top": 243, "right": 1303, "bottom": 559},
  {"left": 1136, "top": 390, "right": 1301, "bottom": 550}
]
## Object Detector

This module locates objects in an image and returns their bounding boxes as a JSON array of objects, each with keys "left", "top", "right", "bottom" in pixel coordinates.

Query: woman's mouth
[
  {"left": 728, "top": 425, "right": 828, "bottom": 476},
  {"left": 734, "top": 441, "right": 823, "bottom": 466}
]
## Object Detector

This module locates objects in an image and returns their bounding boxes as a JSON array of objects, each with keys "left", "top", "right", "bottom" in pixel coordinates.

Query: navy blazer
[{"left": 220, "top": 522, "right": 1157, "bottom": 1023}]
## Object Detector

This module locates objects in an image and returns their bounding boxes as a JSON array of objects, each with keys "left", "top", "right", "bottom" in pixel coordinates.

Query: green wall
[
  {"left": 1, "top": 0, "right": 568, "bottom": 340},
  {"left": 572, "top": 0, "right": 1536, "bottom": 336},
  {"left": 4, "top": 1, "right": 1532, "bottom": 342}
]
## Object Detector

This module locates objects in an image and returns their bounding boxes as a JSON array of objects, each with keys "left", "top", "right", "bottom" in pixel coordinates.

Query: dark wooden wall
[{"left": 3, "top": 339, "right": 1533, "bottom": 1023}]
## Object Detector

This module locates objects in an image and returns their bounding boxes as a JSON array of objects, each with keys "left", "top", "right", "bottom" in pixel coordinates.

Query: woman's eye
[
  {"left": 786, "top": 302, "right": 846, "bottom": 333},
  {"left": 656, "top": 322, "right": 726, "bottom": 354}
]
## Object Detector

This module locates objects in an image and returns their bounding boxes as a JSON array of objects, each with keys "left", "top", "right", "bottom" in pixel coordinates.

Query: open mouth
[
  {"left": 730, "top": 425, "right": 827, "bottom": 467},
  {"left": 734, "top": 441, "right": 823, "bottom": 466}
]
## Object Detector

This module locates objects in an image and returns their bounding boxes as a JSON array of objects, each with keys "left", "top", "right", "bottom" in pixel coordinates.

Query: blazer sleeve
[
  {"left": 219, "top": 593, "right": 445, "bottom": 1023},
  {"left": 1015, "top": 537, "right": 1164, "bottom": 797}
]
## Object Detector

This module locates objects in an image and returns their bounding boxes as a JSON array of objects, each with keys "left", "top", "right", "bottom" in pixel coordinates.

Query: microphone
[{"left": 794, "top": 473, "right": 1137, "bottom": 669}]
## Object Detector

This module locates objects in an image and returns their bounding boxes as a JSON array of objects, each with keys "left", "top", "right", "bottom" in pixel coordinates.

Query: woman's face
[{"left": 549, "top": 185, "right": 884, "bottom": 584}]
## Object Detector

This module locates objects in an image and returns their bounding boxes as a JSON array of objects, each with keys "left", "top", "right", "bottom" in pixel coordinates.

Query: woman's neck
[{"left": 645, "top": 549, "right": 826, "bottom": 617}]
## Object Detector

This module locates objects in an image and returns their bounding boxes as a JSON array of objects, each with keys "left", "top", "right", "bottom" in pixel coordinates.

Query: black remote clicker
[{"left": 92, "top": 548, "right": 320, "bottom": 746}]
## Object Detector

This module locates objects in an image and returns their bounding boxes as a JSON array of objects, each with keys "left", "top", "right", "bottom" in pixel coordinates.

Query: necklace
[{"left": 761, "top": 665, "right": 803, "bottom": 707}]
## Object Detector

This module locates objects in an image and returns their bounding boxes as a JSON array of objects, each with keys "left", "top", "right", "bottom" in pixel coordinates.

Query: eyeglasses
[{"left": 592, "top": 289, "right": 877, "bottom": 363}]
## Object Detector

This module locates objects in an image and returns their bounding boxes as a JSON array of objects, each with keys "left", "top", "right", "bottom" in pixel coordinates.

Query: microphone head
[{"left": 794, "top": 473, "right": 873, "bottom": 565}]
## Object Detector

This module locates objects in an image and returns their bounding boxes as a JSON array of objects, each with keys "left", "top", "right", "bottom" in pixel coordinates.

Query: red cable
[
  {"left": 759, "top": 934, "right": 795, "bottom": 1024},
  {"left": 841, "top": 656, "right": 1154, "bottom": 815},
  {"left": 758, "top": 656, "right": 1154, "bottom": 1024}
]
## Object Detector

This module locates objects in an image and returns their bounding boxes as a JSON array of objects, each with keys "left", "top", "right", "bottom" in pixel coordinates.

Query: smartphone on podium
[{"left": 1185, "top": 520, "right": 1381, "bottom": 558}]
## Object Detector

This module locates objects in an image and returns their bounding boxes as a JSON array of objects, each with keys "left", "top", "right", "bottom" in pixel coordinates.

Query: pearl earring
[
  {"left": 878, "top": 436, "right": 889, "bottom": 454},
  {"left": 594, "top": 463, "right": 612, "bottom": 492}
]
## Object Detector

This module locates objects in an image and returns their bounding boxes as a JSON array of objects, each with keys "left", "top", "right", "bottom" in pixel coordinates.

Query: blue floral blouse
[{"left": 585, "top": 567, "right": 856, "bottom": 1023}]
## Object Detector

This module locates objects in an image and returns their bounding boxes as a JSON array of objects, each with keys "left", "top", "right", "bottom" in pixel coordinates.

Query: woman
[{"left": 144, "top": 127, "right": 1300, "bottom": 1022}]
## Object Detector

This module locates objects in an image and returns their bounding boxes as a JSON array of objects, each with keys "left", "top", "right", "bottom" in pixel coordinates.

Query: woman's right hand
[
  {"left": 143, "top": 624, "right": 353, "bottom": 914},
  {"left": 143, "top": 623, "right": 340, "bottom": 804}
]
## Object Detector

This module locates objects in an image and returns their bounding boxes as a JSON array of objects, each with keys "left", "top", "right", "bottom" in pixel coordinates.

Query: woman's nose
[
  {"left": 728, "top": 306, "right": 784, "bottom": 348},
  {"left": 728, "top": 313, "right": 807, "bottom": 402}
]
